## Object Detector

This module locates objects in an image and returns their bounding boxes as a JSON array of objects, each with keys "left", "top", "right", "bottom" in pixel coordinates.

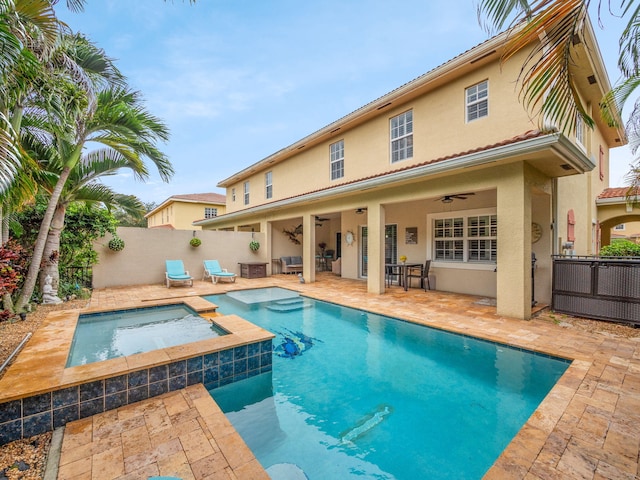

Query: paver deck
[{"left": 6, "top": 273, "right": 640, "bottom": 478}]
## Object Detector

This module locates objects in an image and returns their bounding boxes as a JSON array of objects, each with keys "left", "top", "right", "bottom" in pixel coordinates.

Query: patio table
[{"left": 385, "top": 262, "right": 422, "bottom": 291}]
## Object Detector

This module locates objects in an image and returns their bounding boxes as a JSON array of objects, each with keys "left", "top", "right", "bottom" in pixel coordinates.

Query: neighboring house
[
  {"left": 146, "top": 193, "right": 226, "bottom": 230},
  {"left": 597, "top": 188, "right": 640, "bottom": 246},
  {"left": 194, "top": 18, "right": 626, "bottom": 320}
]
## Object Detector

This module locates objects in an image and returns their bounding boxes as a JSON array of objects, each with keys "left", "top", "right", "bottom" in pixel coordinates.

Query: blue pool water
[
  {"left": 205, "top": 288, "right": 570, "bottom": 479},
  {"left": 67, "top": 304, "right": 227, "bottom": 367}
]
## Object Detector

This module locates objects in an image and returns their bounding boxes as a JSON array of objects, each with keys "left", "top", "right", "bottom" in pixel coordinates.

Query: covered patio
[{"left": 26, "top": 273, "right": 640, "bottom": 479}]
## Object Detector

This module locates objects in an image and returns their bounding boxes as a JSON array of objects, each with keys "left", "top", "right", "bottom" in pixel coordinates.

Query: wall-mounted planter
[{"left": 108, "top": 237, "right": 125, "bottom": 252}]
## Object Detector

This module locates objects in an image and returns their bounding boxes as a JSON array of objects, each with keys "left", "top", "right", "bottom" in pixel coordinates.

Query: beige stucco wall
[
  {"left": 147, "top": 202, "right": 226, "bottom": 230},
  {"left": 224, "top": 50, "right": 538, "bottom": 214},
  {"left": 93, "top": 227, "right": 266, "bottom": 288}
]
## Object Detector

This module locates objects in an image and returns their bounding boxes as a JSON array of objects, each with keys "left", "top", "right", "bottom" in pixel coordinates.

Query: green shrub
[
  {"left": 599, "top": 240, "right": 640, "bottom": 257},
  {"left": 108, "top": 236, "right": 125, "bottom": 251}
]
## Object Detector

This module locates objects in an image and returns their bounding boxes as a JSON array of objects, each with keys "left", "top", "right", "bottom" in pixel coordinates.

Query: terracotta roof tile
[
  {"left": 169, "top": 192, "right": 226, "bottom": 203},
  {"left": 598, "top": 187, "right": 640, "bottom": 199}
]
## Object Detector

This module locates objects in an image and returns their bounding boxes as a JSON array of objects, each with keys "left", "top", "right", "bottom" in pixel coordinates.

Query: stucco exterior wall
[
  {"left": 223, "top": 50, "right": 538, "bottom": 214},
  {"left": 147, "top": 202, "right": 226, "bottom": 230},
  {"left": 93, "top": 227, "right": 266, "bottom": 288}
]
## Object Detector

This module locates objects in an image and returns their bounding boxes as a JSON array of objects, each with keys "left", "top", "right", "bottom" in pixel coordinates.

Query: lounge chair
[
  {"left": 165, "top": 260, "right": 193, "bottom": 288},
  {"left": 203, "top": 260, "right": 237, "bottom": 284}
]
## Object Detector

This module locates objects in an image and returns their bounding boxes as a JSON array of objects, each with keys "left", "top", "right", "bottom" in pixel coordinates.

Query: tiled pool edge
[{"left": 0, "top": 339, "right": 273, "bottom": 445}]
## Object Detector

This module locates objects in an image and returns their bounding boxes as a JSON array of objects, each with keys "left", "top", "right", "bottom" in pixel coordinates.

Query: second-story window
[
  {"left": 576, "top": 113, "right": 585, "bottom": 147},
  {"left": 466, "top": 80, "right": 488, "bottom": 122},
  {"left": 231, "top": 188, "right": 236, "bottom": 202},
  {"left": 330, "top": 140, "right": 344, "bottom": 180},
  {"left": 390, "top": 110, "right": 413, "bottom": 163},
  {"left": 204, "top": 207, "right": 217, "bottom": 219},
  {"left": 265, "top": 171, "right": 273, "bottom": 199},
  {"left": 243, "top": 181, "right": 250, "bottom": 205}
]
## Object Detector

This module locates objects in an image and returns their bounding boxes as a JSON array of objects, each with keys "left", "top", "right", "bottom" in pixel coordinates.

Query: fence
[
  {"left": 552, "top": 256, "right": 640, "bottom": 326},
  {"left": 61, "top": 265, "right": 93, "bottom": 289}
]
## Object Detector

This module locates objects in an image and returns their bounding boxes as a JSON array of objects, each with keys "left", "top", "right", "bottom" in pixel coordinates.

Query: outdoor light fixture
[{"left": 355, "top": 208, "right": 367, "bottom": 214}]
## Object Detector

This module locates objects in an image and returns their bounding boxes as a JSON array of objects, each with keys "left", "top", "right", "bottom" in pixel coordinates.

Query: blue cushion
[
  {"left": 291, "top": 256, "right": 302, "bottom": 265},
  {"left": 281, "top": 256, "right": 291, "bottom": 265}
]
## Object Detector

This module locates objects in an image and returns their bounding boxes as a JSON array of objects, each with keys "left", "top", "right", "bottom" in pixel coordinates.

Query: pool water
[
  {"left": 205, "top": 288, "right": 570, "bottom": 479},
  {"left": 66, "top": 304, "right": 227, "bottom": 367}
]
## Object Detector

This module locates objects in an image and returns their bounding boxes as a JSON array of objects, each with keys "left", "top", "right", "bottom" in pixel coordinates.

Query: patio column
[
  {"left": 367, "top": 203, "right": 385, "bottom": 294},
  {"left": 263, "top": 220, "right": 273, "bottom": 275},
  {"left": 496, "top": 164, "right": 532, "bottom": 319},
  {"left": 302, "top": 214, "right": 316, "bottom": 283}
]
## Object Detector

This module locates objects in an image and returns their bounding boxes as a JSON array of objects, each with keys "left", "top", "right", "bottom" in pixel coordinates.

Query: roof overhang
[{"left": 196, "top": 133, "right": 593, "bottom": 227}]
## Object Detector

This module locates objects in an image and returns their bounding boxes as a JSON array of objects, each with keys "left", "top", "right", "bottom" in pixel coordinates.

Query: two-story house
[
  {"left": 146, "top": 193, "right": 226, "bottom": 230},
  {"left": 194, "top": 19, "right": 625, "bottom": 320}
]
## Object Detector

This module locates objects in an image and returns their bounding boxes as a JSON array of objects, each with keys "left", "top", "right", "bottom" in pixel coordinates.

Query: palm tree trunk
[
  {"left": 40, "top": 203, "right": 66, "bottom": 304},
  {"left": 15, "top": 166, "right": 71, "bottom": 312}
]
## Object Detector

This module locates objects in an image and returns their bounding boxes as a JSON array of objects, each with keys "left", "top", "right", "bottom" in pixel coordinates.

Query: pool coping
[{"left": 0, "top": 296, "right": 274, "bottom": 404}]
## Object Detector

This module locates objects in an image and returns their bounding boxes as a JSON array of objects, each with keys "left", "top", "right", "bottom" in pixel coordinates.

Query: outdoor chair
[
  {"left": 203, "top": 260, "right": 237, "bottom": 284},
  {"left": 406, "top": 260, "right": 432, "bottom": 290},
  {"left": 165, "top": 260, "right": 193, "bottom": 288}
]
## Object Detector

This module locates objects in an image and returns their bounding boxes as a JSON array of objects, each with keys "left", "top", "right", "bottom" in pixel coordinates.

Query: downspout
[{"left": 552, "top": 178, "right": 559, "bottom": 255}]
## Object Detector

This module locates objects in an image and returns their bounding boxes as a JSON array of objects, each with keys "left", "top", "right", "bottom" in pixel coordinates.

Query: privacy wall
[{"left": 92, "top": 227, "right": 267, "bottom": 288}]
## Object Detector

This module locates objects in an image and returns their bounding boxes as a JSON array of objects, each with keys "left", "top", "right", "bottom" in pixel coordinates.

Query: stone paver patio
[{"left": 9, "top": 272, "right": 640, "bottom": 479}]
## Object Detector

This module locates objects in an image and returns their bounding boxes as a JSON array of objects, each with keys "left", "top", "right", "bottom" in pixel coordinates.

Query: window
[
  {"left": 360, "top": 224, "right": 397, "bottom": 277},
  {"left": 330, "top": 140, "right": 344, "bottom": 180},
  {"left": 599, "top": 145, "right": 604, "bottom": 181},
  {"left": 243, "top": 181, "right": 250, "bottom": 205},
  {"left": 466, "top": 80, "right": 488, "bottom": 122},
  {"left": 204, "top": 207, "right": 217, "bottom": 219},
  {"left": 265, "top": 171, "right": 273, "bottom": 199},
  {"left": 390, "top": 111, "right": 413, "bottom": 163},
  {"left": 231, "top": 188, "right": 236, "bottom": 202},
  {"left": 614, "top": 224, "right": 625, "bottom": 231},
  {"left": 576, "top": 113, "right": 585, "bottom": 147},
  {"left": 433, "top": 212, "right": 497, "bottom": 263}
]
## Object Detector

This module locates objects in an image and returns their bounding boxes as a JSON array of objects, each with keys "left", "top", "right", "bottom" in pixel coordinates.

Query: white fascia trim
[{"left": 196, "top": 133, "right": 590, "bottom": 227}]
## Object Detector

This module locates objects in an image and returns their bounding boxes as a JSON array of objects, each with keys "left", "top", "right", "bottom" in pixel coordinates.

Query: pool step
[
  {"left": 266, "top": 301, "right": 310, "bottom": 312},
  {"left": 274, "top": 298, "right": 304, "bottom": 305}
]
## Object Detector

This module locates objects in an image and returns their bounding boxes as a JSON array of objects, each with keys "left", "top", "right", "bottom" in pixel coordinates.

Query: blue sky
[{"left": 55, "top": 1, "right": 632, "bottom": 205}]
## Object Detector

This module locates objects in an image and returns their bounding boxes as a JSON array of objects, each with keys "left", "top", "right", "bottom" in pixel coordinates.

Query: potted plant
[
  {"left": 190, "top": 237, "right": 202, "bottom": 248},
  {"left": 399, "top": 255, "right": 407, "bottom": 263},
  {"left": 108, "top": 236, "right": 125, "bottom": 252},
  {"left": 249, "top": 240, "right": 260, "bottom": 251}
]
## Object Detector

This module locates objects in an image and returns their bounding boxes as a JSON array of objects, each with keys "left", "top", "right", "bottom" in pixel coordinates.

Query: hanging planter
[
  {"left": 190, "top": 237, "right": 202, "bottom": 248},
  {"left": 249, "top": 240, "right": 260, "bottom": 252},
  {"left": 108, "top": 236, "right": 125, "bottom": 252}
]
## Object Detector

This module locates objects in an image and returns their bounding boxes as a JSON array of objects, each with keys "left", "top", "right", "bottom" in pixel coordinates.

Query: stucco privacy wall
[{"left": 92, "top": 227, "right": 267, "bottom": 288}]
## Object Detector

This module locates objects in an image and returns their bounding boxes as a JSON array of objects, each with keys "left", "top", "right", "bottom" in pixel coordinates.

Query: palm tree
[
  {"left": 477, "top": 0, "right": 639, "bottom": 193},
  {"left": 14, "top": 85, "right": 173, "bottom": 311},
  {"left": 40, "top": 155, "right": 148, "bottom": 302}
]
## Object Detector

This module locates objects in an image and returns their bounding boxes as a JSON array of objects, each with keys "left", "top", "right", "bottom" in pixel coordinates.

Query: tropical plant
[
  {"left": 14, "top": 84, "right": 172, "bottom": 311},
  {"left": 476, "top": 0, "right": 637, "bottom": 188},
  {"left": 599, "top": 239, "right": 640, "bottom": 256}
]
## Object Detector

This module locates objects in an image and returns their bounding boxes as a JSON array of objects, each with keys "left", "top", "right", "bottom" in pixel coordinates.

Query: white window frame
[
  {"left": 427, "top": 208, "right": 497, "bottom": 270},
  {"left": 614, "top": 224, "right": 625, "bottom": 231},
  {"left": 390, "top": 110, "right": 413, "bottom": 163},
  {"left": 265, "top": 171, "right": 273, "bottom": 199},
  {"left": 243, "top": 181, "right": 250, "bottom": 205},
  {"left": 204, "top": 207, "right": 217, "bottom": 219},
  {"left": 330, "top": 140, "right": 344, "bottom": 180},
  {"left": 466, "top": 80, "right": 488, "bottom": 122},
  {"left": 575, "top": 113, "right": 585, "bottom": 149}
]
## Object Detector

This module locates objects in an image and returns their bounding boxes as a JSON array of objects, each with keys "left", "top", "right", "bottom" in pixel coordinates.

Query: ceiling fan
[
  {"left": 436, "top": 192, "right": 475, "bottom": 204},
  {"left": 315, "top": 215, "right": 330, "bottom": 222},
  {"left": 355, "top": 208, "right": 367, "bottom": 215}
]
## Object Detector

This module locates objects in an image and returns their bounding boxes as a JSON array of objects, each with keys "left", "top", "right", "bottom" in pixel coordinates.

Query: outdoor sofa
[{"left": 280, "top": 256, "right": 303, "bottom": 274}]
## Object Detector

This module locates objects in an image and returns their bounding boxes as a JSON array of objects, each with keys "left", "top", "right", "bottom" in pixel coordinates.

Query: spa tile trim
[{"left": 0, "top": 339, "right": 272, "bottom": 445}]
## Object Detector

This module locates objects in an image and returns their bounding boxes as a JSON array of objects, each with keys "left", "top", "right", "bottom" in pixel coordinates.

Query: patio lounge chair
[
  {"left": 203, "top": 260, "right": 237, "bottom": 284},
  {"left": 165, "top": 260, "right": 193, "bottom": 288}
]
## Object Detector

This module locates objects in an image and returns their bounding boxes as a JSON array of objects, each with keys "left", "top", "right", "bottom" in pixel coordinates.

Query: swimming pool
[
  {"left": 66, "top": 304, "right": 228, "bottom": 367},
  {"left": 204, "top": 288, "right": 570, "bottom": 479}
]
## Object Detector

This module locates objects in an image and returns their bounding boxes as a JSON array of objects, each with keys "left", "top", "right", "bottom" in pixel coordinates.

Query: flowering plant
[{"left": 399, "top": 255, "right": 407, "bottom": 262}]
